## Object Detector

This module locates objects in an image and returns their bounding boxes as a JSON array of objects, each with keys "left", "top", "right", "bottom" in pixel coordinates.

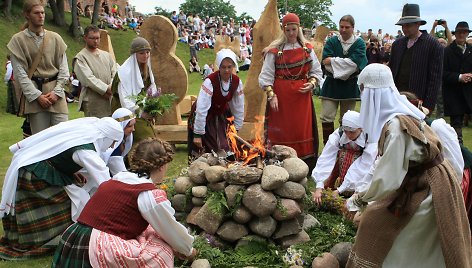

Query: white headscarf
[
  {"left": 117, "top": 53, "right": 156, "bottom": 98},
  {"left": 1, "top": 117, "right": 123, "bottom": 217},
  {"left": 102, "top": 108, "right": 135, "bottom": 163},
  {"left": 342, "top": 110, "right": 361, "bottom": 129},
  {"left": 358, "top": 64, "right": 425, "bottom": 143},
  {"left": 216, "top": 48, "right": 239, "bottom": 71}
]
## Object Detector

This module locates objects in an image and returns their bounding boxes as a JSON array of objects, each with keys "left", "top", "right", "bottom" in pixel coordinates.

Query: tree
[
  {"left": 48, "top": 0, "right": 66, "bottom": 26},
  {"left": 154, "top": 6, "right": 171, "bottom": 18},
  {"left": 236, "top": 12, "right": 254, "bottom": 24},
  {"left": 69, "top": 0, "right": 81, "bottom": 38},
  {"left": 277, "top": 0, "right": 335, "bottom": 30},
  {"left": 2, "top": 0, "right": 13, "bottom": 20},
  {"left": 91, "top": 0, "right": 101, "bottom": 25},
  {"left": 179, "top": 0, "right": 236, "bottom": 21}
]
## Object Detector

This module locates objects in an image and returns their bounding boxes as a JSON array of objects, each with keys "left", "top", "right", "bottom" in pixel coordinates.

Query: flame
[{"left": 226, "top": 116, "right": 266, "bottom": 165}]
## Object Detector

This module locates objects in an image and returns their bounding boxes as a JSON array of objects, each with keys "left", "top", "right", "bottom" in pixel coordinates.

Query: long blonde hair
[
  {"left": 263, "top": 26, "right": 309, "bottom": 54},
  {"left": 22, "top": 0, "right": 45, "bottom": 30}
]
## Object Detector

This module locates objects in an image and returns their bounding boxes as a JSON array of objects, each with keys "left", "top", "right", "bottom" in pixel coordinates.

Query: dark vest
[
  {"left": 207, "top": 71, "right": 240, "bottom": 118},
  {"left": 395, "top": 47, "right": 413, "bottom": 92},
  {"left": 78, "top": 180, "right": 156, "bottom": 240}
]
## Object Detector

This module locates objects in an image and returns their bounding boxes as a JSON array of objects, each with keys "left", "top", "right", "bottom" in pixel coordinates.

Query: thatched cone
[
  {"left": 310, "top": 25, "right": 330, "bottom": 61},
  {"left": 98, "top": 29, "right": 116, "bottom": 62},
  {"left": 243, "top": 0, "right": 282, "bottom": 123},
  {"left": 140, "top": 15, "right": 187, "bottom": 126}
]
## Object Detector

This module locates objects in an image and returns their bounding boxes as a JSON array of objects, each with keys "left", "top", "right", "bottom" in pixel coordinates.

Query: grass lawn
[{"left": 0, "top": 7, "right": 471, "bottom": 268}]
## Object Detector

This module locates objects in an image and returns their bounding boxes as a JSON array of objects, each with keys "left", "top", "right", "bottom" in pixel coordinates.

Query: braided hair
[{"left": 128, "top": 138, "right": 174, "bottom": 178}]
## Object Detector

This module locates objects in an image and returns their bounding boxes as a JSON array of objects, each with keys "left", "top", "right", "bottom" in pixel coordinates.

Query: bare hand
[
  {"left": 175, "top": 248, "right": 198, "bottom": 261},
  {"left": 103, "top": 86, "right": 112, "bottom": 100},
  {"left": 332, "top": 190, "right": 339, "bottom": 197},
  {"left": 322, "top": 57, "right": 332, "bottom": 65},
  {"left": 269, "top": 95, "right": 278, "bottom": 112},
  {"left": 37, "top": 94, "right": 52, "bottom": 109},
  {"left": 312, "top": 188, "right": 323, "bottom": 205},
  {"left": 45, "top": 92, "right": 58, "bottom": 104},
  {"left": 460, "top": 73, "right": 472, "bottom": 83},
  {"left": 193, "top": 137, "right": 203, "bottom": 148},
  {"left": 299, "top": 82, "right": 313, "bottom": 94}
]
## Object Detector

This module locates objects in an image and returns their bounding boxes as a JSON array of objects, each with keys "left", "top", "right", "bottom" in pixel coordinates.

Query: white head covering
[
  {"left": 342, "top": 110, "right": 361, "bottom": 129},
  {"left": 216, "top": 48, "right": 238, "bottom": 68},
  {"left": 1, "top": 117, "right": 123, "bottom": 217},
  {"left": 117, "top": 53, "right": 156, "bottom": 98},
  {"left": 357, "top": 64, "right": 425, "bottom": 143},
  {"left": 102, "top": 108, "right": 135, "bottom": 163}
]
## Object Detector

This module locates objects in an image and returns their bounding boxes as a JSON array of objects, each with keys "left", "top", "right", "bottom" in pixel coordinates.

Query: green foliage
[
  {"left": 275, "top": 197, "right": 288, "bottom": 217},
  {"left": 179, "top": 0, "right": 237, "bottom": 21},
  {"left": 154, "top": 6, "right": 172, "bottom": 17},
  {"left": 277, "top": 0, "right": 336, "bottom": 29},
  {"left": 317, "top": 188, "right": 348, "bottom": 215},
  {"left": 205, "top": 190, "right": 229, "bottom": 216},
  {"left": 227, "top": 188, "right": 244, "bottom": 215},
  {"left": 132, "top": 92, "right": 179, "bottom": 117}
]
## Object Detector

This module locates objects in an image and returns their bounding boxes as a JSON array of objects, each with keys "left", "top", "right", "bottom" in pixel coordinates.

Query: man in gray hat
[
  {"left": 443, "top": 21, "right": 472, "bottom": 144},
  {"left": 389, "top": 3, "right": 444, "bottom": 112}
]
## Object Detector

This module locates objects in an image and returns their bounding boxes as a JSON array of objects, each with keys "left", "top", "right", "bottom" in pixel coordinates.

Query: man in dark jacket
[
  {"left": 389, "top": 4, "right": 444, "bottom": 111},
  {"left": 443, "top": 21, "right": 472, "bottom": 144}
]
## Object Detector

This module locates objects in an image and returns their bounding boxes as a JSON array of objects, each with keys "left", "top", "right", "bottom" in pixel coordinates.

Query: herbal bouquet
[{"left": 132, "top": 86, "right": 178, "bottom": 118}]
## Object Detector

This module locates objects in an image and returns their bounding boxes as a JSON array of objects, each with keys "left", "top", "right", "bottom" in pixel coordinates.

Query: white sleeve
[
  {"left": 4, "top": 63, "right": 12, "bottom": 83},
  {"left": 312, "top": 130, "right": 341, "bottom": 189},
  {"left": 360, "top": 119, "right": 424, "bottom": 202},
  {"left": 138, "top": 190, "right": 194, "bottom": 256},
  {"left": 330, "top": 57, "right": 358, "bottom": 80},
  {"left": 337, "top": 141, "right": 378, "bottom": 193},
  {"left": 258, "top": 52, "right": 276, "bottom": 88},
  {"left": 10, "top": 54, "right": 41, "bottom": 102},
  {"left": 117, "top": 81, "right": 138, "bottom": 112},
  {"left": 229, "top": 79, "right": 245, "bottom": 131},
  {"left": 431, "top": 119, "right": 464, "bottom": 180},
  {"left": 107, "top": 156, "right": 127, "bottom": 176},
  {"left": 308, "top": 50, "right": 323, "bottom": 82},
  {"left": 193, "top": 79, "right": 213, "bottom": 135},
  {"left": 53, "top": 53, "right": 69, "bottom": 98},
  {"left": 72, "top": 150, "right": 111, "bottom": 190}
]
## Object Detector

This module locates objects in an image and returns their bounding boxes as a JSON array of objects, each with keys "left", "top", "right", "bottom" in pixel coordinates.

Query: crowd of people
[{"left": 2, "top": 0, "right": 472, "bottom": 267}]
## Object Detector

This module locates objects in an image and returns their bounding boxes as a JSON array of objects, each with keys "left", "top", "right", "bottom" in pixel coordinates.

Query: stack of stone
[{"left": 171, "top": 145, "right": 315, "bottom": 248}]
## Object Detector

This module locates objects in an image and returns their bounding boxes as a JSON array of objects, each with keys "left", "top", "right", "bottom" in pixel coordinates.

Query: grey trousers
[{"left": 28, "top": 111, "right": 68, "bottom": 134}]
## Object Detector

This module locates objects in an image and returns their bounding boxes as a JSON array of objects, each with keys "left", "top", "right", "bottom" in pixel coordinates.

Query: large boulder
[
  {"left": 188, "top": 161, "right": 210, "bottom": 184},
  {"left": 224, "top": 166, "right": 262, "bottom": 185},
  {"left": 330, "top": 242, "right": 353, "bottom": 268},
  {"left": 272, "top": 198, "right": 302, "bottom": 221},
  {"left": 205, "top": 165, "right": 227, "bottom": 183},
  {"left": 274, "top": 181, "right": 306, "bottom": 200},
  {"left": 249, "top": 216, "right": 277, "bottom": 238},
  {"left": 225, "top": 185, "right": 245, "bottom": 208},
  {"left": 174, "top": 176, "right": 195, "bottom": 194},
  {"left": 242, "top": 184, "right": 277, "bottom": 217},
  {"left": 194, "top": 202, "right": 225, "bottom": 234},
  {"left": 261, "top": 165, "right": 289, "bottom": 191},
  {"left": 312, "top": 252, "right": 339, "bottom": 268},
  {"left": 216, "top": 221, "right": 249, "bottom": 242},
  {"left": 282, "top": 158, "right": 309, "bottom": 182}
]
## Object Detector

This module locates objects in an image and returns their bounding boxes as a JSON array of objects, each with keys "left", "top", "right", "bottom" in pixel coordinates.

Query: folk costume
[
  {"left": 0, "top": 117, "right": 123, "bottom": 260},
  {"left": 112, "top": 37, "right": 158, "bottom": 142},
  {"left": 7, "top": 28, "right": 69, "bottom": 134},
  {"left": 103, "top": 108, "right": 135, "bottom": 175},
  {"left": 320, "top": 33, "right": 367, "bottom": 144},
  {"left": 4, "top": 59, "right": 18, "bottom": 114},
  {"left": 312, "top": 111, "right": 377, "bottom": 195},
  {"left": 74, "top": 47, "right": 117, "bottom": 118},
  {"left": 259, "top": 15, "right": 323, "bottom": 163},
  {"left": 52, "top": 171, "right": 194, "bottom": 268},
  {"left": 188, "top": 49, "right": 244, "bottom": 158},
  {"left": 346, "top": 64, "right": 471, "bottom": 268}
]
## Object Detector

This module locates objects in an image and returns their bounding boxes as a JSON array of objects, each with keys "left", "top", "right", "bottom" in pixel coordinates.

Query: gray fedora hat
[{"left": 395, "top": 4, "right": 427, "bottom": 26}]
